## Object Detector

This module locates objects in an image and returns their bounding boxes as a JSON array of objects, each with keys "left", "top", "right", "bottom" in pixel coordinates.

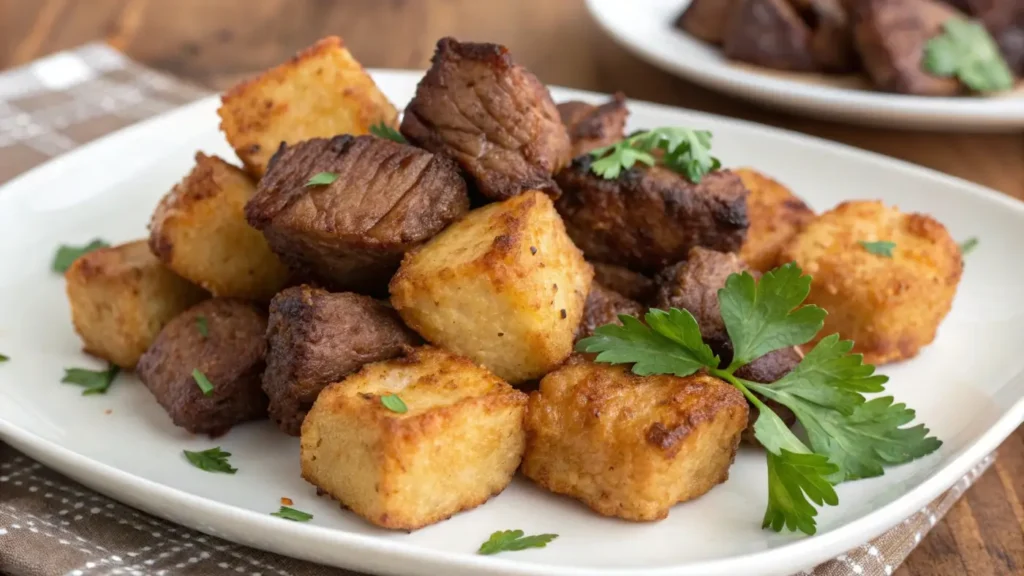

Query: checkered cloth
[{"left": 0, "top": 43, "right": 998, "bottom": 576}]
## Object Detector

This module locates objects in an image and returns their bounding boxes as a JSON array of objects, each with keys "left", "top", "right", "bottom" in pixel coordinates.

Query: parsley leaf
[
  {"left": 380, "top": 394, "right": 408, "bottom": 413},
  {"left": 183, "top": 447, "right": 237, "bottom": 474},
  {"left": 924, "top": 19, "right": 1014, "bottom": 93},
  {"left": 959, "top": 237, "right": 979, "bottom": 255},
  {"left": 478, "top": 530, "right": 558, "bottom": 555},
  {"left": 369, "top": 122, "right": 407, "bottom": 143},
  {"left": 52, "top": 239, "right": 109, "bottom": 273},
  {"left": 195, "top": 316, "right": 209, "bottom": 338},
  {"left": 271, "top": 506, "right": 313, "bottom": 522},
  {"left": 0, "top": 354, "right": 8, "bottom": 363},
  {"left": 61, "top": 365, "right": 119, "bottom": 395},
  {"left": 718, "top": 264, "right": 826, "bottom": 367},
  {"left": 305, "top": 172, "right": 338, "bottom": 187},
  {"left": 859, "top": 240, "right": 896, "bottom": 258},
  {"left": 192, "top": 368, "right": 214, "bottom": 396},
  {"left": 589, "top": 127, "right": 720, "bottom": 183},
  {"left": 576, "top": 309, "right": 718, "bottom": 377},
  {"left": 764, "top": 449, "right": 840, "bottom": 535}
]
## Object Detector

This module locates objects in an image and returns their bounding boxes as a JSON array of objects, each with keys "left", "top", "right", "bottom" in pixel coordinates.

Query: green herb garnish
[
  {"left": 305, "top": 172, "right": 339, "bottom": 187},
  {"left": 370, "top": 122, "right": 407, "bottom": 143},
  {"left": 196, "top": 316, "right": 209, "bottom": 338},
  {"left": 271, "top": 506, "right": 313, "bottom": 522},
  {"left": 0, "top": 354, "right": 8, "bottom": 363},
  {"left": 859, "top": 240, "right": 896, "bottom": 258},
  {"left": 183, "top": 447, "right": 237, "bottom": 474},
  {"left": 589, "top": 127, "right": 721, "bottom": 182},
  {"left": 192, "top": 368, "right": 214, "bottom": 396},
  {"left": 380, "top": 394, "right": 408, "bottom": 413},
  {"left": 61, "top": 364, "right": 120, "bottom": 396},
  {"left": 959, "top": 237, "right": 979, "bottom": 255},
  {"left": 924, "top": 19, "right": 1014, "bottom": 93},
  {"left": 577, "top": 263, "right": 941, "bottom": 535},
  {"left": 52, "top": 239, "right": 109, "bottom": 273},
  {"left": 478, "top": 530, "right": 558, "bottom": 555}
]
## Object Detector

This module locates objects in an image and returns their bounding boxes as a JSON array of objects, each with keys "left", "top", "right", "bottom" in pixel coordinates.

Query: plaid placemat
[{"left": 0, "top": 42, "right": 999, "bottom": 576}]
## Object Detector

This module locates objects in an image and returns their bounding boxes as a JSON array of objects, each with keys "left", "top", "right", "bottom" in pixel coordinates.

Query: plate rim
[{"left": 0, "top": 70, "right": 1022, "bottom": 576}]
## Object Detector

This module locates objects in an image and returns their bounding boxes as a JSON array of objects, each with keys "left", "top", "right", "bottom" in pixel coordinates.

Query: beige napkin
[{"left": 0, "top": 43, "right": 996, "bottom": 576}]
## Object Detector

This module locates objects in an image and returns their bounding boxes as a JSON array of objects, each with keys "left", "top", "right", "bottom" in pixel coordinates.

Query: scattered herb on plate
[
  {"left": 859, "top": 240, "right": 896, "bottom": 258},
  {"left": 192, "top": 368, "right": 214, "bottom": 396},
  {"left": 380, "top": 394, "right": 408, "bottom": 413},
  {"left": 923, "top": 19, "right": 1014, "bottom": 93},
  {"left": 577, "top": 263, "right": 941, "bottom": 535},
  {"left": 183, "top": 447, "right": 237, "bottom": 474},
  {"left": 52, "top": 239, "right": 109, "bottom": 273},
  {"left": 478, "top": 530, "right": 558, "bottom": 555},
  {"left": 305, "top": 172, "right": 339, "bottom": 187},
  {"left": 589, "top": 127, "right": 720, "bottom": 182},
  {"left": 196, "top": 316, "right": 209, "bottom": 338},
  {"left": 271, "top": 506, "right": 313, "bottom": 522},
  {"left": 0, "top": 354, "right": 8, "bottom": 363},
  {"left": 61, "top": 364, "right": 120, "bottom": 396},
  {"left": 959, "top": 236, "right": 979, "bottom": 255},
  {"left": 370, "top": 122, "right": 407, "bottom": 143}
]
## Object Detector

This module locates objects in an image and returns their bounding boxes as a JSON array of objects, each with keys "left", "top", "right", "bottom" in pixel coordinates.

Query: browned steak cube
[
  {"left": 590, "top": 262, "right": 658, "bottom": 304},
  {"left": 675, "top": 0, "right": 738, "bottom": 45},
  {"left": 556, "top": 93, "right": 629, "bottom": 158},
  {"left": 575, "top": 283, "right": 646, "bottom": 342},
  {"left": 400, "top": 37, "right": 572, "bottom": 201},
  {"left": 245, "top": 135, "right": 469, "bottom": 294},
  {"left": 969, "top": 0, "right": 1024, "bottom": 75},
  {"left": 555, "top": 159, "right": 749, "bottom": 275},
  {"left": 263, "top": 285, "right": 420, "bottom": 435},
  {"left": 137, "top": 299, "right": 268, "bottom": 436}
]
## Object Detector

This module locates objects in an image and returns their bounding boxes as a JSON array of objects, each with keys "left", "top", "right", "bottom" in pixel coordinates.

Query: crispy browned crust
[
  {"left": 676, "top": 0, "right": 738, "bottom": 45},
  {"left": 575, "top": 283, "right": 646, "bottom": 342},
  {"left": 590, "top": 262, "right": 658, "bottom": 303},
  {"left": 556, "top": 93, "right": 629, "bottom": 158},
  {"left": 736, "top": 168, "right": 816, "bottom": 272},
  {"left": 400, "top": 37, "right": 571, "bottom": 201}
]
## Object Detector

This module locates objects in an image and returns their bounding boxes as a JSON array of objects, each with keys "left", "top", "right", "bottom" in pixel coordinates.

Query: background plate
[
  {"left": 0, "top": 71, "right": 1022, "bottom": 576},
  {"left": 585, "top": 0, "right": 1024, "bottom": 131}
]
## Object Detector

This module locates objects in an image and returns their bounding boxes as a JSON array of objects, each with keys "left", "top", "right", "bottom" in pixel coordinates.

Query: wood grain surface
[{"left": 0, "top": 1, "right": 1021, "bottom": 575}]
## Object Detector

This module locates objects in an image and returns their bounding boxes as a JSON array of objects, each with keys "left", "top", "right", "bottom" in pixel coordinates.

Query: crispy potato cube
[
  {"left": 149, "top": 153, "right": 290, "bottom": 301},
  {"left": 522, "top": 358, "right": 748, "bottom": 521},
  {"left": 218, "top": 36, "right": 399, "bottom": 177},
  {"left": 66, "top": 240, "right": 207, "bottom": 368},
  {"left": 781, "top": 200, "right": 962, "bottom": 365},
  {"left": 300, "top": 347, "right": 528, "bottom": 530},
  {"left": 736, "top": 168, "right": 815, "bottom": 272},
  {"left": 389, "top": 191, "right": 593, "bottom": 383}
]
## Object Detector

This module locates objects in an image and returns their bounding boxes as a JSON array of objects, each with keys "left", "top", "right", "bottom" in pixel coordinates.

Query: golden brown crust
[
  {"left": 736, "top": 168, "right": 816, "bottom": 272},
  {"left": 781, "top": 200, "right": 962, "bottom": 364}
]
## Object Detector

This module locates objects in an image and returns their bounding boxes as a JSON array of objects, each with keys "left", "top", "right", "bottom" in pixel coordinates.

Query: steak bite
[
  {"left": 137, "top": 299, "right": 269, "bottom": 436},
  {"left": 675, "top": 0, "right": 738, "bottom": 45},
  {"left": 556, "top": 94, "right": 629, "bottom": 158},
  {"left": 969, "top": 0, "right": 1024, "bottom": 75},
  {"left": 575, "top": 283, "right": 646, "bottom": 342},
  {"left": 263, "top": 285, "right": 421, "bottom": 435},
  {"left": 555, "top": 158, "right": 749, "bottom": 275},
  {"left": 400, "top": 37, "right": 572, "bottom": 201},
  {"left": 245, "top": 135, "right": 469, "bottom": 293},
  {"left": 591, "top": 262, "right": 658, "bottom": 304}
]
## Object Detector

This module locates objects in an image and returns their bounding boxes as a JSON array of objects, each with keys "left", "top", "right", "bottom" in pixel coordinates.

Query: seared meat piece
[
  {"left": 400, "top": 37, "right": 572, "bottom": 201},
  {"left": 676, "top": 0, "right": 738, "bottom": 45},
  {"left": 245, "top": 135, "right": 469, "bottom": 294},
  {"left": 969, "top": 0, "right": 1024, "bottom": 75},
  {"left": 736, "top": 346, "right": 802, "bottom": 444},
  {"left": 797, "top": 0, "right": 860, "bottom": 72},
  {"left": 555, "top": 158, "right": 749, "bottom": 275},
  {"left": 137, "top": 299, "right": 268, "bottom": 436},
  {"left": 725, "top": 0, "right": 857, "bottom": 72},
  {"left": 591, "top": 262, "right": 658, "bottom": 304},
  {"left": 263, "top": 285, "right": 421, "bottom": 435},
  {"left": 853, "top": 0, "right": 963, "bottom": 95},
  {"left": 575, "top": 283, "right": 646, "bottom": 342},
  {"left": 556, "top": 93, "right": 629, "bottom": 158}
]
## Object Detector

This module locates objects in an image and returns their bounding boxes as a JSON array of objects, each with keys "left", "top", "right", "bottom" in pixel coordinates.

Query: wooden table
[{"left": 1, "top": 1, "right": 1021, "bottom": 574}]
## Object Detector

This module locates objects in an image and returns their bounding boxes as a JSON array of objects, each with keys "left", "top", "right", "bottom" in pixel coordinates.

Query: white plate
[
  {"left": 585, "top": 0, "right": 1024, "bottom": 131},
  {"left": 0, "top": 71, "right": 1022, "bottom": 576}
]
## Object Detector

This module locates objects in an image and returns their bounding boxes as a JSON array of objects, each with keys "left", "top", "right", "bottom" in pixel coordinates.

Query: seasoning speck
[
  {"left": 560, "top": 309, "right": 567, "bottom": 319},
  {"left": 104, "top": 409, "right": 112, "bottom": 415},
  {"left": 281, "top": 497, "right": 294, "bottom": 506},
  {"left": 530, "top": 246, "right": 537, "bottom": 255}
]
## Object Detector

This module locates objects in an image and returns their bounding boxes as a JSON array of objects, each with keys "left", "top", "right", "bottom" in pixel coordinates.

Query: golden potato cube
[
  {"left": 390, "top": 191, "right": 593, "bottom": 383},
  {"left": 66, "top": 240, "right": 207, "bottom": 368},
  {"left": 218, "top": 36, "right": 399, "bottom": 177},
  {"left": 781, "top": 200, "right": 962, "bottom": 365},
  {"left": 149, "top": 153, "right": 290, "bottom": 301},
  {"left": 522, "top": 358, "right": 748, "bottom": 521},
  {"left": 300, "top": 346, "right": 528, "bottom": 530},
  {"left": 736, "top": 168, "right": 816, "bottom": 272}
]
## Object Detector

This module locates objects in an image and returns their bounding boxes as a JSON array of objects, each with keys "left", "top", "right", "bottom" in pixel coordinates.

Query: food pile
[
  {"left": 677, "top": 0, "right": 1022, "bottom": 95},
  {"left": 58, "top": 35, "right": 965, "bottom": 546}
]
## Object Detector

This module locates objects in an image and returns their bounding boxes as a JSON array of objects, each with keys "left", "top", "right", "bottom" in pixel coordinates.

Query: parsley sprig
[
  {"left": 577, "top": 263, "right": 941, "bottom": 535},
  {"left": 924, "top": 19, "right": 1014, "bottom": 93},
  {"left": 271, "top": 506, "right": 313, "bottom": 522},
  {"left": 53, "top": 239, "right": 109, "bottom": 273},
  {"left": 184, "top": 447, "right": 236, "bottom": 474},
  {"left": 589, "top": 127, "right": 721, "bottom": 182},
  {"left": 478, "top": 530, "right": 558, "bottom": 555},
  {"left": 369, "top": 122, "right": 407, "bottom": 143},
  {"left": 62, "top": 364, "right": 120, "bottom": 396}
]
